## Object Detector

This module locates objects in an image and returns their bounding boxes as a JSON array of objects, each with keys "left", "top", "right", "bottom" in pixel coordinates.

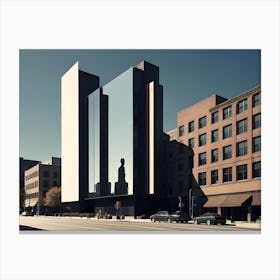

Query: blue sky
[{"left": 20, "top": 49, "right": 260, "bottom": 162}]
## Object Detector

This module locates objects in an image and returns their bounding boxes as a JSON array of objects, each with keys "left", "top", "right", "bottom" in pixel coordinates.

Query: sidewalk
[
  {"left": 228, "top": 220, "right": 261, "bottom": 230},
  {"left": 116, "top": 217, "right": 262, "bottom": 229},
  {"left": 46, "top": 215, "right": 261, "bottom": 229}
]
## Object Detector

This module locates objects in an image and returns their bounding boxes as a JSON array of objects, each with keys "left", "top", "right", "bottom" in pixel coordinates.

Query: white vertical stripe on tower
[
  {"left": 149, "top": 81, "right": 154, "bottom": 194},
  {"left": 61, "top": 61, "right": 79, "bottom": 202}
]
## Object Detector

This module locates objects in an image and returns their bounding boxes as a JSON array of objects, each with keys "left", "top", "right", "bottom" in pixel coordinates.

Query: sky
[{"left": 20, "top": 49, "right": 261, "bottom": 162}]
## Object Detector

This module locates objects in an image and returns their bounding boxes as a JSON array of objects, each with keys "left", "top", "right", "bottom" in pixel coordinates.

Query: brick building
[{"left": 175, "top": 86, "right": 261, "bottom": 222}]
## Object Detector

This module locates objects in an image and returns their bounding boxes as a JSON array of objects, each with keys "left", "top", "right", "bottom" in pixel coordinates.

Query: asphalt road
[{"left": 19, "top": 216, "right": 260, "bottom": 232}]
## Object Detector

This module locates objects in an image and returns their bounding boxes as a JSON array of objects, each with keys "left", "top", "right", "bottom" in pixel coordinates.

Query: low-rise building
[
  {"left": 24, "top": 157, "right": 61, "bottom": 214},
  {"left": 19, "top": 157, "right": 40, "bottom": 190}
]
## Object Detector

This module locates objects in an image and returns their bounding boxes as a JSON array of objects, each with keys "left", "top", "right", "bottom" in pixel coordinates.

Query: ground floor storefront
[{"left": 203, "top": 191, "right": 261, "bottom": 222}]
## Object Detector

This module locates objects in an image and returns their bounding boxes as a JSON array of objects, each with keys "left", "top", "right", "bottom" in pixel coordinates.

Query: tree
[{"left": 44, "top": 186, "right": 61, "bottom": 208}]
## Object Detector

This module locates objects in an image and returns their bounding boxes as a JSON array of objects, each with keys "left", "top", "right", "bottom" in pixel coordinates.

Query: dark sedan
[
  {"left": 193, "top": 212, "right": 226, "bottom": 225},
  {"left": 150, "top": 211, "right": 190, "bottom": 223}
]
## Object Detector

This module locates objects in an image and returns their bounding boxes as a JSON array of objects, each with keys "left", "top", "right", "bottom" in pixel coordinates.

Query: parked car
[
  {"left": 21, "top": 211, "right": 34, "bottom": 216},
  {"left": 150, "top": 210, "right": 190, "bottom": 223},
  {"left": 193, "top": 212, "right": 226, "bottom": 225}
]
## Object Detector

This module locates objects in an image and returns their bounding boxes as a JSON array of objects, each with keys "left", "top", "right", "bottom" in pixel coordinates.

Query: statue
[
  {"left": 115, "top": 158, "right": 128, "bottom": 195},
  {"left": 118, "top": 158, "right": 125, "bottom": 182}
]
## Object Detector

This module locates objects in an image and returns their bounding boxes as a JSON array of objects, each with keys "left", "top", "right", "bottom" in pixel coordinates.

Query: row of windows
[
  {"left": 25, "top": 181, "right": 38, "bottom": 190},
  {"left": 198, "top": 136, "right": 261, "bottom": 165},
  {"left": 25, "top": 170, "right": 59, "bottom": 181},
  {"left": 26, "top": 192, "right": 39, "bottom": 199},
  {"left": 42, "top": 180, "right": 59, "bottom": 188},
  {"left": 25, "top": 180, "right": 59, "bottom": 190},
  {"left": 42, "top": 171, "right": 58, "bottom": 178},
  {"left": 187, "top": 113, "right": 261, "bottom": 148},
  {"left": 198, "top": 162, "right": 261, "bottom": 185},
  {"left": 25, "top": 171, "right": 38, "bottom": 181},
  {"left": 178, "top": 92, "right": 261, "bottom": 137}
]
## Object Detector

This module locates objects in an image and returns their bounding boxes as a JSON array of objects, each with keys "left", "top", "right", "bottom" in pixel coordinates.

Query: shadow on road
[{"left": 19, "top": 225, "right": 45, "bottom": 231}]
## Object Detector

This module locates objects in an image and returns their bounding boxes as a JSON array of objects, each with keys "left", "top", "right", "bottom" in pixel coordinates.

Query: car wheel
[
  {"left": 168, "top": 218, "right": 172, "bottom": 223},
  {"left": 207, "top": 219, "right": 211, "bottom": 226},
  {"left": 194, "top": 219, "right": 198, "bottom": 225},
  {"left": 151, "top": 218, "right": 155, "bottom": 223}
]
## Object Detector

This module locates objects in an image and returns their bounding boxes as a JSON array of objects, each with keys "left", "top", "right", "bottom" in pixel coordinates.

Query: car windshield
[{"left": 202, "top": 213, "right": 221, "bottom": 217}]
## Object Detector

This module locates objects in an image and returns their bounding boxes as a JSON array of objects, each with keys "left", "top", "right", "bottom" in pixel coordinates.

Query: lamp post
[
  {"left": 178, "top": 196, "right": 182, "bottom": 212},
  {"left": 189, "top": 188, "right": 193, "bottom": 219}
]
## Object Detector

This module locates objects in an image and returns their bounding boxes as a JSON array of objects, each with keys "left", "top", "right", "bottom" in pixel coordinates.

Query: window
[
  {"left": 179, "top": 125, "right": 184, "bottom": 137},
  {"left": 253, "top": 93, "right": 261, "bottom": 107},
  {"left": 43, "top": 180, "right": 49, "bottom": 187},
  {"left": 211, "top": 129, "right": 219, "bottom": 142},
  {"left": 237, "top": 118, "right": 248, "bottom": 135},
  {"left": 252, "top": 136, "right": 261, "bottom": 153},
  {"left": 211, "top": 170, "right": 218, "bottom": 184},
  {"left": 223, "top": 106, "right": 232, "bottom": 119},
  {"left": 199, "top": 152, "right": 207, "bottom": 166},
  {"left": 53, "top": 181, "right": 58, "bottom": 186},
  {"left": 237, "top": 99, "right": 248, "bottom": 114},
  {"left": 253, "top": 113, "right": 261, "bottom": 129},
  {"left": 223, "top": 124, "right": 232, "bottom": 139},
  {"left": 237, "top": 164, "right": 247, "bottom": 180},
  {"left": 54, "top": 172, "right": 58, "bottom": 178},
  {"left": 237, "top": 140, "right": 248, "bottom": 157},
  {"left": 211, "top": 111, "right": 219, "bottom": 124},
  {"left": 198, "top": 172, "right": 206, "bottom": 185},
  {"left": 223, "top": 167, "right": 232, "bottom": 182},
  {"left": 253, "top": 161, "right": 261, "bottom": 178},
  {"left": 199, "top": 116, "right": 206, "bottom": 128},
  {"left": 43, "top": 171, "right": 49, "bottom": 177},
  {"left": 211, "top": 149, "right": 219, "bottom": 163},
  {"left": 199, "top": 133, "right": 207, "bottom": 146},
  {"left": 188, "top": 121, "right": 194, "bottom": 132},
  {"left": 223, "top": 145, "right": 232, "bottom": 160},
  {"left": 188, "top": 138, "right": 194, "bottom": 148}
]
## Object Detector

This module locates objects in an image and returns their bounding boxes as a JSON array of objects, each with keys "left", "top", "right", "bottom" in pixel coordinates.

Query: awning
[
  {"left": 204, "top": 193, "right": 252, "bottom": 208},
  {"left": 252, "top": 192, "right": 261, "bottom": 206},
  {"left": 219, "top": 193, "right": 252, "bottom": 207},
  {"left": 203, "top": 195, "right": 228, "bottom": 208},
  {"left": 25, "top": 201, "right": 38, "bottom": 207}
]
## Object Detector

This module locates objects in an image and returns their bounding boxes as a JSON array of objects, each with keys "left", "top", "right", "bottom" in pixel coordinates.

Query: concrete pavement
[{"left": 19, "top": 215, "right": 261, "bottom": 231}]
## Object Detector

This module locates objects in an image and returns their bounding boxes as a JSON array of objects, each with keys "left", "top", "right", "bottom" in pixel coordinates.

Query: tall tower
[
  {"left": 88, "top": 61, "right": 163, "bottom": 206},
  {"left": 61, "top": 62, "right": 99, "bottom": 210}
]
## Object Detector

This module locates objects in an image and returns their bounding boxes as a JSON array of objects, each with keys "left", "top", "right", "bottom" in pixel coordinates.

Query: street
[{"left": 19, "top": 216, "right": 260, "bottom": 232}]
